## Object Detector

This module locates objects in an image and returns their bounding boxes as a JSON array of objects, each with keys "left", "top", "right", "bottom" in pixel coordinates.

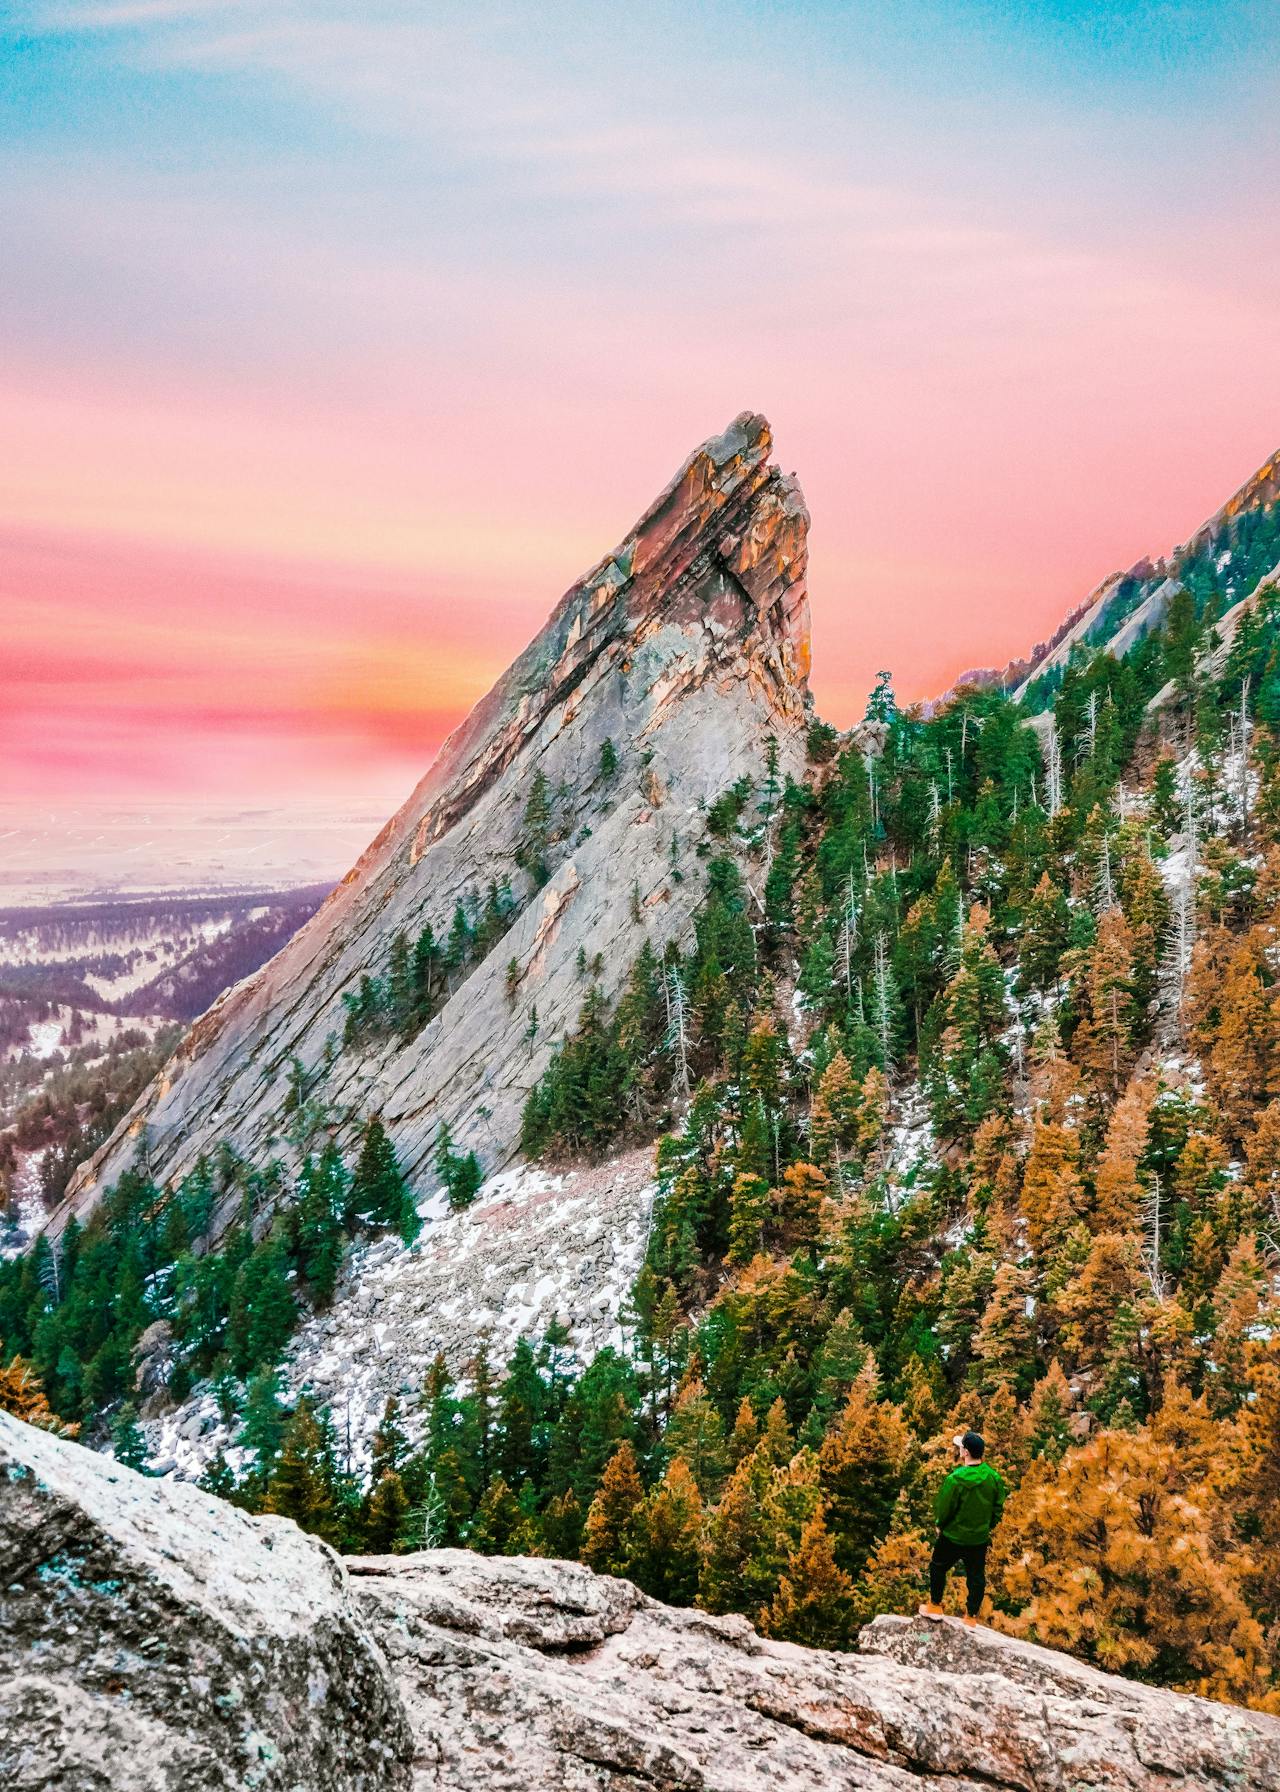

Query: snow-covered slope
[{"left": 145, "top": 1151, "right": 657, "bottom": 1477}]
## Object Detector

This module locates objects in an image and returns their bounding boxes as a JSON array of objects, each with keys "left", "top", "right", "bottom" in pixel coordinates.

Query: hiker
[{"left": 918, "top": 1429, "right": 1005, "bottom": 1626}]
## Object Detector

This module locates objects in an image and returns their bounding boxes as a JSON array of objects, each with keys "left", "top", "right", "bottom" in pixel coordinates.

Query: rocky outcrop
[
  {"left": 0, "top": 1409, "right": 411, "bottom": 1792},
  {"left": 6, "top": 1412, "right": 1280, "bottom": 1792},
  {"left": 49, "top": 412, "right": 811, "bottom": 1247},
  {"left": 1005, "top": 445, "right": 1279, "bottom": 703},
  {"left": 355, "top": 1552, "right": 1280, "bottom": 1791}
]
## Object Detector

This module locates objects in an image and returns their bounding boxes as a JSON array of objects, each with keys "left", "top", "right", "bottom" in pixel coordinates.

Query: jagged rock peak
[
  {"left": 396, "top": 407, "right": 811, "bottom": 858},
  {"left": 55, "top": 413, "right": 812, "bottom": 1234},
  {"left": 5, "top": 1411, "right": 1280, "bottom": 1791},
  {"left": 1178, "top": 443, "right": 1280, "bottom": 561}
]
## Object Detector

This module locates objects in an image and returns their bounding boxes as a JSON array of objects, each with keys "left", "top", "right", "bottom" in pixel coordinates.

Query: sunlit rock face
[
  {"left": 6, "top": 1413, "right": 1280, "bottom": 1792},
  {"left": 52, "top": 412, "right": 812, "bottom": 1243}
]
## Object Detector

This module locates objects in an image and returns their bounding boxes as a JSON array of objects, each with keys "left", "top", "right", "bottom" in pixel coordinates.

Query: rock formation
[
  {"left": 1009, "top": 447, "right": 1279, "bottom": 702},
  {"left": 6, "top": 1410, "right": 1280, "bottom": 1792},
  {"left": 926, "top": 444, "right": 1280, "bottom": 707},
  {"left": 1, "top": 1409, "right": 411, "bottom": 1791},
  {"left": 50, "top": 412, "right": 811, "bottom": 1247}
]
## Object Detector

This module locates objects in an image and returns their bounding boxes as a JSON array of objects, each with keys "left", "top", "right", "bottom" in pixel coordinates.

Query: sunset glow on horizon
[{"left": 5, "top": 1, "right": 1280, "bottom": 816}]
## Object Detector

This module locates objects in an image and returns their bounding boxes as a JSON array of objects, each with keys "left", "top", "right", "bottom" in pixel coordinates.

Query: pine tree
[
  {"left": 851, "top": 1516, "right": 929, "bottom": 1625},
  {"left": 1020, "top": 1361, "right": 1076, "bottom": 1464},
  {"left": 992, "top": 1414, "right": 1270, "bottom": 1704},
  {"left": 297, "top": 1147, "right": 346, "bottom": 1306},
  {"left": 1072, "top": 908, "right": 1139, "bottom": 1099},
  {"left": 661, "top": 1378, "right": 728, "bottom": 1501},
  {"left": 496, "top": 1336, "right": 551, "bottom": 1489},
  {"left": 810, "top": 1050, "right": 858, "bottom": 1174},
  {"left": 411, "top": 924, "right": 441, "bottom": 1020},
  {"left": 370, "top": 1395, "right": 409, "bottom": 1483},
  {"left": 778, "top": 1162, "right": 827, "bottom": 1254},
  {"left": 364, "top": 1470, "right": 410, "bottom": 1553},
  {"left": 435, "top": 1122, "right": 484, "bottom": 1210},
  {"left": 628, "top": 1457, "right": 702, "bottom": 1605},
  {"left": 1019, "top": 1110, "right": 1084, "bottom": 1251},
  {"left": 761, "top": 1395, "right": 794, "bottom": 1465},
  {"left": 468, "top": 1476, "right": 528, "bottom": 1554},
  {"left": 238, "top": 1366, "right": 289, "bottom": 1475},
  {"left": 698, "top": 1443, "right": 787, "bottom": 1618},
  {"left": 387, "top": 930, "right": 413, "bottom": 1032},
  {"left": 817, "top": 1366, "right": 912, "bottom": 1577},
  {"left": 0, "top": 1356, "right": 78, "bottom": 1435},
  {"left": 111, "top": 1403, "right": 150, "bottom": 1472},
  {"left": 518, "top": 769, "right": 553, "bottom": 886},
  {"left": 970, "top": 1261, "right": 1037, "bottom": 1400},
  {"left": 727, "top": 1172, "right": 771, "bottom": 1266},
  {"left": 798, "top": 931, "right": 836, "bottom": 1010},
  {"left": 228, "top": 1237, "right": 298, "bottom": 1377},
  {"left": 198, "top": 1449, "right": 239, "bottom": 1502},
  {"left": 1092, "top": 1075, "right": 1154, "bottom": 1232},
  {"left": 727, "top": 1396, "right": 760, "bottom": 1467},
  {"left": 539, "top": 1487, "right": 584, "bottom": 1560},
  {"left": 1205, "top": 937, "right": 1277, "bottom": 1145},
  {"left": 926, "top": 904, "right": 1009, "bottom": 1139},
  {"left": 352, "top": 1116, "right": 419, "bottom": 1242},
  {"left": 266, "top": 1399, "right": 344, "bottom": 1545},
  {"left": 761, "top": 1512, "right": 856, "bottom": 1649},
  {"left": 1052, "top": 1231, "right": 1146, "bottom": 1378},
  {"left": 582, "top": 1441, "right": 644, "bottom": 1577},
  {"left": 1019, "top": 871, "right": 1070, "bottom": 994}
]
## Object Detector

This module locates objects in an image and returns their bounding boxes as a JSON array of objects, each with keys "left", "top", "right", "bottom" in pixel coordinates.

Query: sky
[{"left": 3, "top": 0, "right": 1280, "bottom": 827}]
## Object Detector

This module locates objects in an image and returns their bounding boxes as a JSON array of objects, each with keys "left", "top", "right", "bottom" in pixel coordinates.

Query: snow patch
[{"left": 144, "top": 1149, "right": 658, "bottom": 1481}]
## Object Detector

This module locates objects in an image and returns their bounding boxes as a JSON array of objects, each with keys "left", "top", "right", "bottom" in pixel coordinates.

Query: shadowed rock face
[
  {"left": 52, "top": 412, "right": 811, "bottom": 1243},
  {"left": 5, "top": 1414, "right": 1280, "bottom": 1792}
]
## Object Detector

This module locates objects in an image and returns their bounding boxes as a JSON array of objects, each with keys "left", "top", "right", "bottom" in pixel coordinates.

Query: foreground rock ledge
[{"left": 4, "top": 1414, "right": 1279, "bottom": 1791}]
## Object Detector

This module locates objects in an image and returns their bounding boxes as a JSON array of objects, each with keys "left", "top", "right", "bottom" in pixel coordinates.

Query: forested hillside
[{"left": 5, "top": 526, "right": 1280, "bottom": 1713}]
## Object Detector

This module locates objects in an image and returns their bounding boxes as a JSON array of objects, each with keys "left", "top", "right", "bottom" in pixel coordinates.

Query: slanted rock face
[
  {"left": 0, "top": 1410, "right": 411, "bottom": 1792},
  {"left": 52, "top": 411, "right": 811, "bottom": 1244},
  {"left": 1010, "top": 442, "right": 1279, "bottom": 703},
  {"left": 6, "top": 1414, "right": 1279, "bottom": 1792}
]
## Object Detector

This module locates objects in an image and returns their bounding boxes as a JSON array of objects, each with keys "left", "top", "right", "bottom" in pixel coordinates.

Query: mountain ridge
[{"left": 932, "top": 441, "right": 1280, "bottom": 705}]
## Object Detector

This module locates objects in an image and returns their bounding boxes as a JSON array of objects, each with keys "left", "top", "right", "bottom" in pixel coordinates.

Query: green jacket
[{"left": 934, "top": 1462, "right": 1005, "bottom": 1546}]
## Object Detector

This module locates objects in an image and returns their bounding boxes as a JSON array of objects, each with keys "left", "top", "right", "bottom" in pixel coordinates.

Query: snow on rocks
[
  {"left": 884, "top": 1082, "right": 934, "bottom": 1189},
  {"left": 146, "top": 1149, "right": 657, "bottom": 1479},
  {"left": 1, "top": 1150, "right": 50, "bottom": 1263}
]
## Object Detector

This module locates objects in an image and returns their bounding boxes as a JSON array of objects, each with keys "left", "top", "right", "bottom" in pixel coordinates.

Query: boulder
[
  {"left": 0, "top": 1410, "right": 411, "bottom": 1792},
  {"left": 352, "top": 1550, "right": 1280, "bottom": 1791}
]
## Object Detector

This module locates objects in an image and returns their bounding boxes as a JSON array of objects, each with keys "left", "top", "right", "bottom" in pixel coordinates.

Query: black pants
[{"left": 930, "top": 1534, "right": 987, "bottom": 1617}]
